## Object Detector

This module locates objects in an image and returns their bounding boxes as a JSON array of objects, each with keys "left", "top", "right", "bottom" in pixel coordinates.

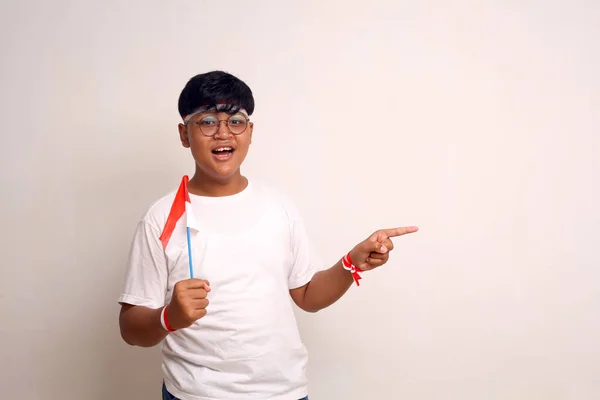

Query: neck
[{"left": 188, "top": 170, "right": 248, "bottom": 197}]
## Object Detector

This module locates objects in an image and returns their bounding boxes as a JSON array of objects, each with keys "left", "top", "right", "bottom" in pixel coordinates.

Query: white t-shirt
[{"left": 118, "top": 180, "right": 322, "bottom": 400}]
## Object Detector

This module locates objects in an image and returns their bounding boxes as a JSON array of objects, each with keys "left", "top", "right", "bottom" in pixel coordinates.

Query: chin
[
  {"left": 208, "top": 166, "right": 242, "bottom": 182},
  {"left": 194, "top": 154, "right": 247, "bottom": 182}
]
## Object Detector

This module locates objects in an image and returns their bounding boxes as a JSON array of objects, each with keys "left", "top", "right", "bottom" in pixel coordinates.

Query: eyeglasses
[{"left": 185, "top": 114, "right": 249, "bottom": 137}]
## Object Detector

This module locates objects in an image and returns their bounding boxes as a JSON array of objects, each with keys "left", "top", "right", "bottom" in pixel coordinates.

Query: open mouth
[{"left": 212, "top": 147, "right": 235, "bottom": 160}]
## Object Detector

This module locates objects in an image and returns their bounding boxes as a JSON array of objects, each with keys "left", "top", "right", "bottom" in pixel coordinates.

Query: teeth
[{"left": 215, "top": 147, "right": 232, "bottom": 151}]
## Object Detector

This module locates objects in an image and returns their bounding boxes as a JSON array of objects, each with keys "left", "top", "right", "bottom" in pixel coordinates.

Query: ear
[
  {"left": 248, "top": 121, "right": 253, "bottom": 144},
  {"left": 178, "top": 123, "right": 190, "bottom": 148}
]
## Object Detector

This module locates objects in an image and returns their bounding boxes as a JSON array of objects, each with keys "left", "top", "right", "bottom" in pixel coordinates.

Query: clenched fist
[{"left": 166, "top": 278, "right": 211, "bottom": 330}]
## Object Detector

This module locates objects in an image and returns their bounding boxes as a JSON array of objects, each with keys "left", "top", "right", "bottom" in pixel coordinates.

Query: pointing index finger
[{"left": 381, "top": 226, "right": 419, "bottom": 238}]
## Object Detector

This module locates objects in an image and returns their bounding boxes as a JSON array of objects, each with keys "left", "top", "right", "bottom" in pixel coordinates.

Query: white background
[{"left": 1, "top": 1, "right": 599, "bottom": 399}]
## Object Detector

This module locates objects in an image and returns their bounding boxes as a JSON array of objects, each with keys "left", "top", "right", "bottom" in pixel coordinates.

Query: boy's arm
[
  {"left": 289, "top": 259, "right": 353, "bottom": 313},
  {"left": 119, "top": 279, "right": 211, "bottom": 347},
  {"left": 290, "top": 227, "right": 418, "bottom": 313},
  {"left": 119, "top": 304, "right": 168, "bottom": 347}
]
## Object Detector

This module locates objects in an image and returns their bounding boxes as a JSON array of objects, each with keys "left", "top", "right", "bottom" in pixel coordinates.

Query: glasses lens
[
  {"left": 199, "top": 116, "right": 218, "bottom": 135},
  {"left": 228, "top": 114, "right": 248, "bottom": 134}
]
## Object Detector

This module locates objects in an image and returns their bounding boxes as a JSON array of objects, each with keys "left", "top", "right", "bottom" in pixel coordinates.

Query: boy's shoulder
[
  {"left": 138, "top": 188, "right": 179, "bottom": 232},
  {"left": 250, "top": 178, "right": 289, "bottom": 200}
]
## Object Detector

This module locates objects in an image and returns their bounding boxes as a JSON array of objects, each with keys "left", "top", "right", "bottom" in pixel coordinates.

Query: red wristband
[
  {"left": 161, "top": 305, "right": 176, "bottom": 332},
  {"left": 342, "top": 251, "right": 363, "bottom": 286}
]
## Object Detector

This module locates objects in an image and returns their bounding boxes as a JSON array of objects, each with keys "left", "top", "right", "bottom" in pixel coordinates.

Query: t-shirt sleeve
[
  {"left": 286, "top": 198, "right": 324, "bottom": 289},
  {"left": 117, "top": 220, "right": 168, "bottom": 309}
]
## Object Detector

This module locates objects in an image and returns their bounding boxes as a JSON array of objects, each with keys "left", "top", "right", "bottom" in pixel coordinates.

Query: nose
[{"left": 213, "top": 121, "right": 232, "bottom": 139}]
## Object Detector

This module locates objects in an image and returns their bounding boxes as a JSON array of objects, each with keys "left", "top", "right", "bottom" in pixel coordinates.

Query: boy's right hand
[{"left": 167, "top": 279, "right": 211, "bottom": 330}]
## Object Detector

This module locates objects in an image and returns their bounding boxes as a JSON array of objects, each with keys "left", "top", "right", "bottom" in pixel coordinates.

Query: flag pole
[
  {"left": 186, "top": 226, "right": 194, "bottom": 278},
  {"left": 183, "top": 175, "right": 195, "bottom": 279}
]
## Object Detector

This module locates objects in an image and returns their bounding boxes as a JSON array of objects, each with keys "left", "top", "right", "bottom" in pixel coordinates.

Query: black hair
[{"left": 178, "top": 70, "right": 255, "bottom": 118}]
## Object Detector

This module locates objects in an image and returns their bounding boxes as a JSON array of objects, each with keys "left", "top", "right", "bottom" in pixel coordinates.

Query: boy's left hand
[{"left": 348, "top": 226, "right": 418, "bottom": 271}]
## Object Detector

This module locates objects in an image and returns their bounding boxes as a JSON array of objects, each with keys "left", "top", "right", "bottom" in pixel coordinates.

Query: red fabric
[
  {"left": 342, "top": 252, "right": 362, "bottom": 286},
  {"left": 159, "top": 175, "right": 190, "bottom": 250},
  {"left": 163, "top": 305, "right": 176, "bottom": 332}
]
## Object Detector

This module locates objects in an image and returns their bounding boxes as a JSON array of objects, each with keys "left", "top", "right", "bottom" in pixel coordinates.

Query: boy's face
[{"left": 178, "top": 111, "right": 253, "bottom": 182}]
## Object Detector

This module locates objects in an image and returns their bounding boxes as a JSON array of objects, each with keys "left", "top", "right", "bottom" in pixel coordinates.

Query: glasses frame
[{"left": 185, "top": 113, "right": 250, "bottom": 137}]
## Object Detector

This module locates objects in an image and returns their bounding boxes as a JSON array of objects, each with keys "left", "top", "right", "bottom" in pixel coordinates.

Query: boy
[{"left": 118, "top": 70, "right": 417, "bottom": 400}]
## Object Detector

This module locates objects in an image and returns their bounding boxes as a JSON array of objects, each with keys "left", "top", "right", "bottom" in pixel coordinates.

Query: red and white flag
[{"left": 159, "top": 175, "right": 199, "bottom": 262}]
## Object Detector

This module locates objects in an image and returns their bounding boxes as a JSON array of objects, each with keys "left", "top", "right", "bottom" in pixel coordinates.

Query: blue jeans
[{"left": 162, "top": 382, "right": 308, "bottom": 400}]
